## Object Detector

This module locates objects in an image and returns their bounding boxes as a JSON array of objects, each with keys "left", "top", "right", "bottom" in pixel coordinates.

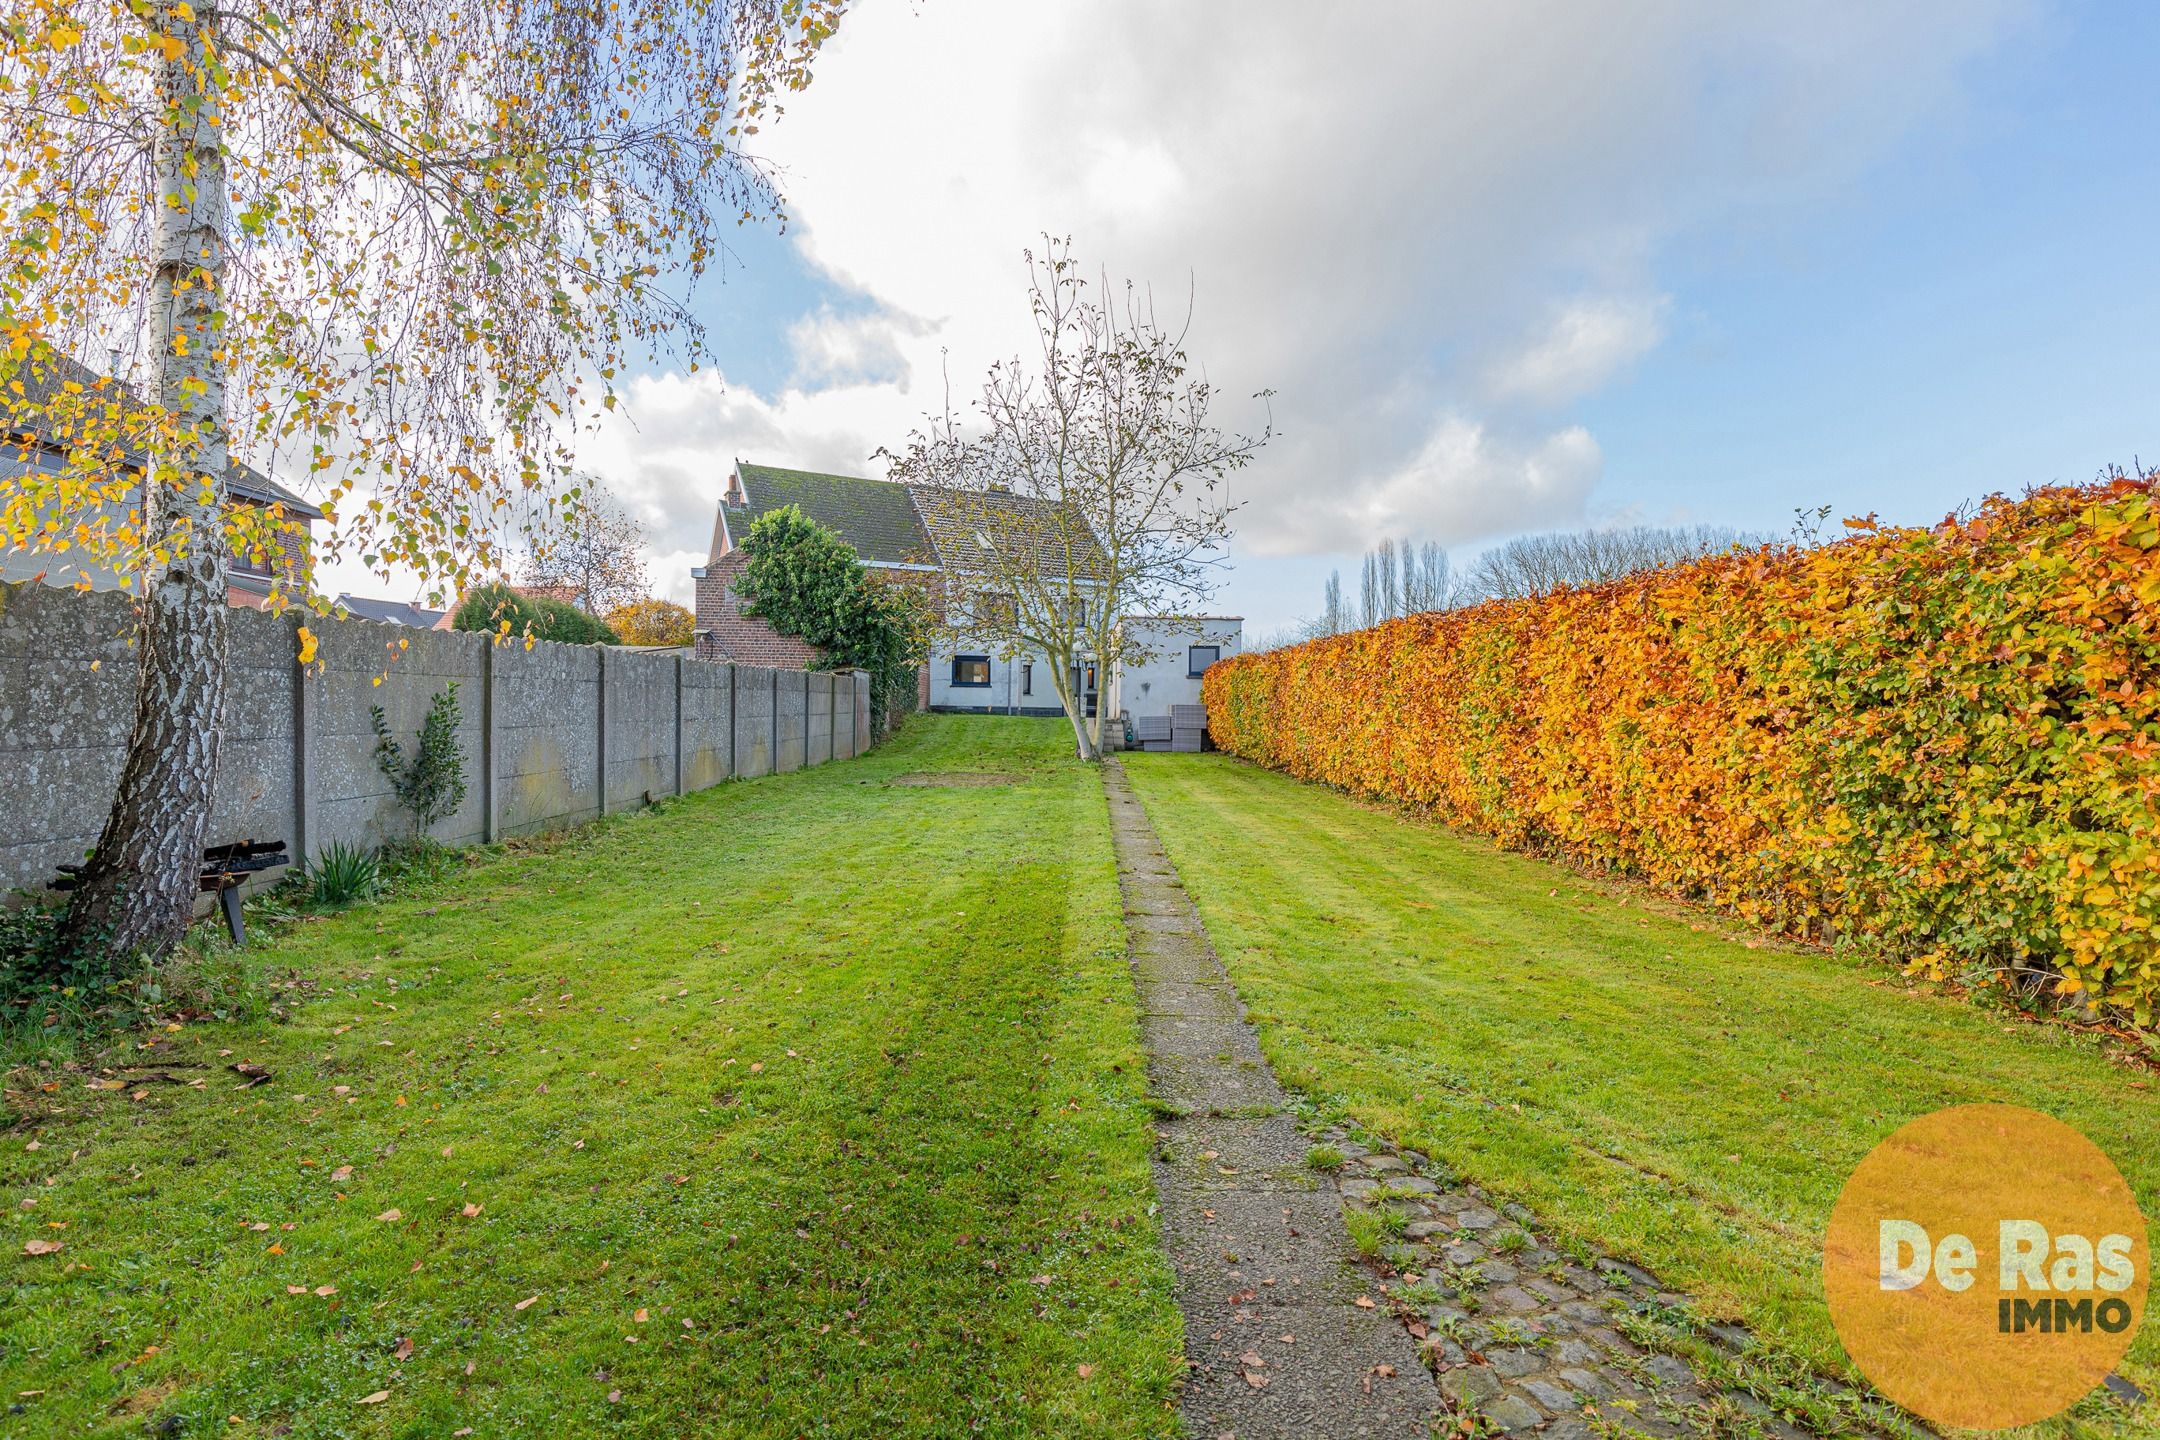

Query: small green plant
[
  {"left": 371, "top": 682, "right": 470, "bottom": 835},
  {"left": 1493, "top": 1226, "right": 1533, "bottom": 1254},
  {"left": 1344, "top": 1209, "right": 1388, "bottom": 1259},
  {"left": 308, "top": 841, "right": 383, "bottom": 909},
  {"left": 1305, "top": 1143, "right": 1345, "bottom": 1172},
  {"left": 1486, "top": 1317, "right": 1534, "bottom": 1347}
]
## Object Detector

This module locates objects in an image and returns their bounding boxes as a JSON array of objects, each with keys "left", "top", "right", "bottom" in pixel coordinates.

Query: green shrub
[
  {"left": 0, "top": 894, "right": 66, "bottom": 1008},
  {"left": 372, "top": 683, "right": 469, "bottom": 834},
  {"left": 308, "top": 841, "right": 383, "bottom": 908},
  {"left": 451, "top": 581, "right": 620, "bottom": 645}
]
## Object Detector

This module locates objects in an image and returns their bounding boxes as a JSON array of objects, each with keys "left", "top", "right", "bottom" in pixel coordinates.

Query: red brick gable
[{"left": 692, "top": 549, "right": 820, "bottom": 667}]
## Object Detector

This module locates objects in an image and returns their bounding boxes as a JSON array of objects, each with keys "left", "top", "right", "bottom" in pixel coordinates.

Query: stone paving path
[
  {"left": 1304, "top": 1128, "right": 1934, "bottom": 1440},
  {"left": 1108, "top": 760, "right": 1971, "bottom": 1440},
  {"left": 1104, "top": 760, "right": 1440, "bottom": 1438}
]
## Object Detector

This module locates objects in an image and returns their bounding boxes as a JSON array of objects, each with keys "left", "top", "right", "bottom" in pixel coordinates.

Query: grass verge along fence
[{"left": 1204, "top": 475, "right": 2160, "bottom": 1026}]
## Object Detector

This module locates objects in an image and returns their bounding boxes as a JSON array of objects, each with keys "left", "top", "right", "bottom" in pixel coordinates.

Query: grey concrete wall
[
  {"left": 0, "top": 585, "right": 141, "bottom": 886},
  {"left": 602, "top": 648, "right": 677, "bottom": 813},
  {"left": 807, "top": 671, "right": 834, "bottom": 767},
  {"left": 774, "top": 668, "right": 807, "bottom": 774},
  {"left": 2, "top": 581, "right": 875, "bottom": 894},
  {"left": 308, "top": 614, "right": 488, "bottom": 855},
  {"left": 494, "top": 639, "right": 601, "bottom": 837},
  {"left": 733, "top": 665, "right": 775, "bottom": 780},
  {"left": 833, "top": 673, "right": 856, "bottom": 762},
  {"left": 680, "top": 661, "right": 734, "bottom": 792}
]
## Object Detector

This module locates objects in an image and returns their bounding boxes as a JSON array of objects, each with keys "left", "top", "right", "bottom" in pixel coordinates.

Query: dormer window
[{"left": 974, "top": 530, "right": 993, "bottom": 550}]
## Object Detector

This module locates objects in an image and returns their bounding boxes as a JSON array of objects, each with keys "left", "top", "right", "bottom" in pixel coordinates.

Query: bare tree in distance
[
  {"left": 884, "top": 237, "right": 1272, "bottom": 760},
  {"left": 6, "top": 0, "right": 841, "bottom": 963},
  {"left": 518, "top": 484, "right": 651, "bottom": 614},
  {"left": 1464, "top": 524, "right": 1769, "bottom": 602},
  {"left": 1330, "top": 536, "right": 1451, "bottom": 634}
]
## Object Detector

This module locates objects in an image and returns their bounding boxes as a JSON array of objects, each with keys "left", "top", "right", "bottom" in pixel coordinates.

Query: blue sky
[
  {"left": 1581, "top": 4, "right": 2160, "bottom": 541},
  {"left": 578, "top": 2, "right": 2159, "bottom": 636}
]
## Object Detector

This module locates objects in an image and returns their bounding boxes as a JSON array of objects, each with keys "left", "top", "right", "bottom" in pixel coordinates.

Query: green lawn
[
  {"left": 3, "top": 717, "right": 1183, "bottom": 1439},
  {"left": 1123, "top": 753, "right": 2159, "bottom": 1434}
]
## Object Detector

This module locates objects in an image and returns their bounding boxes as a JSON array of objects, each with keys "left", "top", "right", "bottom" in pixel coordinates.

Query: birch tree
[
  {"left": 2, "top": 0, "right": 839, "bottom": 962},
  {"left": 885, "top": 239, "right": 1269, "bottom": 760}
]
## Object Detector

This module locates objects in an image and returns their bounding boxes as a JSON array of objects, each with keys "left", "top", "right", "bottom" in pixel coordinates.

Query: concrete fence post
[
  {"left": 481, "top": 639, "right": 500, "bottom": 844},
  {"left": 596, "top": 644, "right": 610, "bottom": 818},
  {"left": 673, "top": 654, "right": 686, "bottom": 797},
  {"left": 291, "top": 615, "right": 316, "bottom": 865}
]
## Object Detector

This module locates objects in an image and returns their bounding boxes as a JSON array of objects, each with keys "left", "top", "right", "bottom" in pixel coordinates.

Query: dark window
[
  {"left": 951, "top": 655, "right": 991, "bottom": 687},
  {"left": 1021, "top": 662, "right": 1032, "bottom": 696},
  {"left": 1188, "top": 644, "right": 1220, "bottom": 677}
]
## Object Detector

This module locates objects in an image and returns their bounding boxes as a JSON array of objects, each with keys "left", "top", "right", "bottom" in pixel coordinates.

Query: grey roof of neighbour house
[
  {"left": 336, "top": 594, "right": 447, "bottom": 628},
  {"left": 905, "top": 484, "right": 1107, "bottom": 581},
  {"left": 720, "top": 462, "right": 936, "bottom": 568},
  {"left": 4, "top": 351, "right": 325, "bottom": 520}
]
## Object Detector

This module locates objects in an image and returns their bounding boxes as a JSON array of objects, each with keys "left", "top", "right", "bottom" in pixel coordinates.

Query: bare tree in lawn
[
  {"left": 517, "top": 483, "right": 651, "bottom": 614},
  {"left": 3, "top": 0, "right": 840, "bottom": 963},
  {"left": 885, "top": 238, "right": 1270, "bottom": 760}
]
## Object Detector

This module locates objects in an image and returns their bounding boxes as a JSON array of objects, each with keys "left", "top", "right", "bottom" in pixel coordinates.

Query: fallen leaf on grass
[
  {"left": 606, "top": 1390, "right": 622, "bottom": 1404},
  {"left": 633, "top": 1308, "right": 648, "bottom": 1323},
  {"left": 376, "top": 1209, "right": 403, "bottom": 1223},
  {"left": 514, "top": 1295, "right": 539, "bottom": 1311},
  {"left": 393, "top": 1337, "right": 413, "bottom": 1361},
  {"left": 330, "top": 1165, "right": 353, "bottom": 1181},
  {"left": 1076, "top": 1363, "right": 1093, "bottom": 1379},
  {"left": 22, "top": 1239, "right": 63, "bottom": 1257},
  {"left": 287, "top": 1286, "right": 307, "bottom": 1295},
  {"left": 314, "top": 1285, "right": 337, "bottom": 1297},
  {"left": 357, "top": 1390, "right": 390, "bottom": 1405},
  {"left": 229, "top": 1062, "right": 272, "bottom": 1088},
  {"left": 461, "top": 1203, "right": 484, "bottom": 1218}
]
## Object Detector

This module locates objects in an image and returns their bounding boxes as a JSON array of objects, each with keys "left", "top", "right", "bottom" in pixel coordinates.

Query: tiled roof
[
  {"left": 905, "top": 484, "right": 1107, "bottom": 582},
  {"left": 696, "top": 550, "right": 820, "bottom": 668},
  {"left": 724, "top": 462, "right": 936, "bottom": 568},
  {"left": 5, "top": 351, "right": 324, "bottom": 520},
  {"left": 336, "top": 594, "right": 448, "bottom": 628}
]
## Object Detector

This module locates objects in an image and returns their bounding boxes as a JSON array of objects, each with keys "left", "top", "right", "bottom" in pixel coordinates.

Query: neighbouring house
[
  {"left": 335, "top": 594, "right": 447, "bottom": 629},
  {"left": 1103, "top": 615, "right": 1243, "bottom": 737},
  {"left": 0, "top": 354, "right": 320, "bottom": 607},
  {"left": 691, "top": 459, "right": 1237, "bottom": 735}
]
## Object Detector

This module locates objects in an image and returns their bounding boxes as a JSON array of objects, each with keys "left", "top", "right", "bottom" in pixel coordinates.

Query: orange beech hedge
[{"left": 1203, "top": 476, "right": 2160, "bottom": 1026}]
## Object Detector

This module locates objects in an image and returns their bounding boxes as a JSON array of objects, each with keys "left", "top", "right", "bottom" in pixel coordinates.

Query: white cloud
[
  {"left": 1483, "top": 297, "right": 1670, "bottom": 408},
  {"left": 785, "top": 305, "right": 928, "bottom": 389},
  {"left": 573, "top": 0, "right": 2027, "bottom": 602}
]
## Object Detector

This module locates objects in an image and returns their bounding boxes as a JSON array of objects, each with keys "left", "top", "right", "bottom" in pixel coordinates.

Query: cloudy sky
[{"left": 556, "top": 0, "right": 2158, "bottom": 635}]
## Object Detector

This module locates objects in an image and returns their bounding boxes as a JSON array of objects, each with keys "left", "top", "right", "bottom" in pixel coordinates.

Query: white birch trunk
[{"left": 59, "top": 2, "right": 233, "bottom": 962}]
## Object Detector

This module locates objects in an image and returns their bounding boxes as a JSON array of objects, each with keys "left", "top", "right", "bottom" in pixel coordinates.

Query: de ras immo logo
[{"left": 1823, "top": 1104, "right": 2149, "bottom": 1429}]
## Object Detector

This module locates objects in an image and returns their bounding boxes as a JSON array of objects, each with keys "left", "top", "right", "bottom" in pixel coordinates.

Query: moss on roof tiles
[{"left": 732, "top": 463, "right": 935, "bottom": 568}]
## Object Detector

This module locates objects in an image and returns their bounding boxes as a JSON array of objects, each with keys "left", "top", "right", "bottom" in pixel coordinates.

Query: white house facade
[{"left": 1105, "top": 615, "right": 1243, "bottom": 734}]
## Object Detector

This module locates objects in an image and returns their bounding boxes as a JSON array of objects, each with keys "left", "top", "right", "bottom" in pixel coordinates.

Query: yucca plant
[{"left": 308, "top": 842, "right": 383, "bottom": 910}]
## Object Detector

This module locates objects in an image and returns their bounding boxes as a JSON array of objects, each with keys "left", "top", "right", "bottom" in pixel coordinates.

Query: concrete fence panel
[
  {"left": 602, "top": 647, "right": 678, "bottom": 813},
  {"left": 679, "top": 660, "right": 735, "bottom": 792},
  {"left": 774, "top": 669, "right": 807, "bottom": 774},
  {"left": 732, "top": 664, "right": 776, "bottom": 781},
  {"left": 807, "top": 671, "right": 834, "bottom": 767},
  {"left": 1, "top": 581, "right": 877, "bottom": 895}
]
